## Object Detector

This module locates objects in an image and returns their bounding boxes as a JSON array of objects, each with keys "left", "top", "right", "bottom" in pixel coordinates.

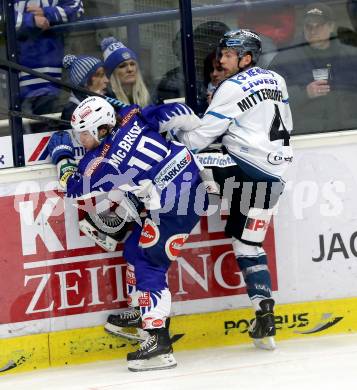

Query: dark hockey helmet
[{"left": 218, "top": 29, "right": 262, "bottom": 65}]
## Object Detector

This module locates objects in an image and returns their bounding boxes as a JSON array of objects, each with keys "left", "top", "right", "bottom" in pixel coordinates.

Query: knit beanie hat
[
  {"left": 63, "top": 54, "right": 104, "bottom": 86},
  {"left": 101, "top": 37, "right": 138, "bottom": 78}
]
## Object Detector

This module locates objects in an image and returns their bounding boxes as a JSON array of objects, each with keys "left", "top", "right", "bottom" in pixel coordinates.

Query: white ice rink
[{"left": 1, "top": 333, "right": 357, "bottom": 390}]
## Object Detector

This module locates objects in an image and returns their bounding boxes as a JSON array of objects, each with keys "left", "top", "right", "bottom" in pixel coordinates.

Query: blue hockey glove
[
  {"left": 47, "top": 131, "right": 75, "bottom": 164},
  {"left": 142, "top": 103, "right": 201, "bottom": 134}
]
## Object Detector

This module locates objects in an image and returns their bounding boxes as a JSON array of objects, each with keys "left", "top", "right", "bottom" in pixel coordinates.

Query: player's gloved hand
[
  {"left": 56, "top": 158, "right": 77, "bottom": 191},
  {"left": 199, "top": 168, "right": 220, "bottom": 195},
  {"left": 142, "top": 103, "right": 201, "bottom": 134},
  {"left": 47, "top": 131, "right": 75, "bottom": 164}
]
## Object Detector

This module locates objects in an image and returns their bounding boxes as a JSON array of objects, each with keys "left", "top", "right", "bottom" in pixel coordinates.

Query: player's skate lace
[
  {"left": 137, "top": 334, "right": 156, "bottom": 352},
  {"left": 121, "top": 309, "right": 140, "bottom": 320}
]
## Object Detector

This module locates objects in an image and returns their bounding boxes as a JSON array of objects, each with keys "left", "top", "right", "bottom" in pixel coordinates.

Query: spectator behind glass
[
  {"left": 236, "top": 3, "right": 296, "bottom": 67},
  {"left": 101, "top": 37, "right": 151, "bottom": 107},
  {"left": 203, "top": 51, "right": 225, "bottom": 105},
  {"left": 61, "top": 54, "right": 109, "bottom": 123},
  {"left": 155, "top": 21, "right": 229, "bottom": 115},
  {"left": 14, "top": 1, "right": 84, "bottom": 115},
  {"left": 270, "top": 3, "right": 357, "bottom": 134}
]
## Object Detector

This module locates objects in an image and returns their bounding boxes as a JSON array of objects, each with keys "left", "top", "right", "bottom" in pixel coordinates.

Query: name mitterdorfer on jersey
[{"left": 237, "top": 89, "right": 283, "bottom": 112}]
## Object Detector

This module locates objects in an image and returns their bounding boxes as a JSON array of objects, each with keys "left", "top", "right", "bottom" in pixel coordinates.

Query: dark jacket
[{"left": 270, "top": 38, "right": 357, "bottom": 134}]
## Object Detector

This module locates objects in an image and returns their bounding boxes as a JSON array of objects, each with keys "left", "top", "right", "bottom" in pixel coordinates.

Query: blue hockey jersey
[{"left": 66, "top": 105, "right": 202, "bottom": 210}]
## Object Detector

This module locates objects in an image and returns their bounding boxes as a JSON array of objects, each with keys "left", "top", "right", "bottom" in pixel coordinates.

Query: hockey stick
[{"left": 0, "top": 58, "right": 129, "bottom": 109}]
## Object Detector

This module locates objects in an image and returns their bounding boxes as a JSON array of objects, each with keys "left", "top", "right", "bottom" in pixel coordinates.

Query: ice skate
[
  {"left": 104, "top": 307, "right": 148, "bottom": 342},
  {"left": 127, "top": 326, "right": 177, "bottom": 372},
  {"left": 249, "top": 298, "right": 276, "bottom": 350}
]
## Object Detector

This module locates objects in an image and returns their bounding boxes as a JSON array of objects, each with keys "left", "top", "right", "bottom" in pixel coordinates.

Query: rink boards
[
  {"left": 1, "top": 130, "right": 357, "bottom": 375},
  {"left": 1, "top": 297, "right": 357, "bottom": 374}
]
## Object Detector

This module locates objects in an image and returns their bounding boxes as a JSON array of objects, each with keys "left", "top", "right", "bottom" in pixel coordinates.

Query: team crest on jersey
[
  {"left": 139, "top": 219, "right": 160, "bottom": 248},
  {"left": 165, "top": 233, "right": 189, "bottom": 261}
]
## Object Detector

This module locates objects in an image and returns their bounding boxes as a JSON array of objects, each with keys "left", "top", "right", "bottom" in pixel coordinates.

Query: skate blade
[
  {"left": 79, "top": 219, "right": 117, "bottom": 252},
  {"left": 104, "top": 323, "right": 148, "bottom": 342},
  {"left": 253, "top": 336, "right": 276, "bottom": 351},
  {"left": 128, "top": 353, "right": 177, "bottom": 372}
]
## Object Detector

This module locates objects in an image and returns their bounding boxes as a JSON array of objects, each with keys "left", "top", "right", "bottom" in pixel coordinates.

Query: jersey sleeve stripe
[{"left": 206, "top": 111, "right": 233, "bottom": 120}]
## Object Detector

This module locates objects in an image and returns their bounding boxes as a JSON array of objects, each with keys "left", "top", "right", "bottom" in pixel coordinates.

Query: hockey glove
[
  {"left": 56, "top": 158, "right": 77, "bottom": 191},
  {"left": 48, "top": 131, "right": 75, "bottom": 164},
  {"left": 142, "top": 103, "right": 201, "bottom": 134}
]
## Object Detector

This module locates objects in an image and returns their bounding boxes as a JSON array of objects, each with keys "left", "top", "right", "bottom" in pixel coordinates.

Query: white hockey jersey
[{"left": 178, "top": 66, "right": 293, "bottom": 179}]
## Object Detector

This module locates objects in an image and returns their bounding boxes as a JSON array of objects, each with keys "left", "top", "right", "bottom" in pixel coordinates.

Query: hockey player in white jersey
[{"left": 177, "top": 29, "right": 293, "bottom": 350}]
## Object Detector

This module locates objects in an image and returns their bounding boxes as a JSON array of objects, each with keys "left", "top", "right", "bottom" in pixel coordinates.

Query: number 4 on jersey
[{"left": 269, "top": 104, "right": 290, "bottom": 146}]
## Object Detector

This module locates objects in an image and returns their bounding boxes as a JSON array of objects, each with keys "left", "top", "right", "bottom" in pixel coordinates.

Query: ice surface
[{"left": 1, "top": 333, "right": 357, "bottom": 390}]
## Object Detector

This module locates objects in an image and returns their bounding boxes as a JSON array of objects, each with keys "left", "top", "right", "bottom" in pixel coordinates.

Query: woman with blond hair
[{"left": 101, "top": 37, "right": 151, "bottom": 107}]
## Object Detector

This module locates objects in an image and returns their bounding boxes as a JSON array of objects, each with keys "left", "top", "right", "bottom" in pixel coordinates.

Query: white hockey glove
[{"left": 199, "top": 168, "right": 220, "bottom": 195}]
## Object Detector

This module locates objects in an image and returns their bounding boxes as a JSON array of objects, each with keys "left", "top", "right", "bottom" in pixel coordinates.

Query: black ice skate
[
  {"left": 249, "top": 298, "right": 276, "bottom": 350},
  {"left": 104, "top": 307, "right": 148, "bottom": 342},
  {"left": 127, "top": 326, "right": 177, "bottom": 372}
]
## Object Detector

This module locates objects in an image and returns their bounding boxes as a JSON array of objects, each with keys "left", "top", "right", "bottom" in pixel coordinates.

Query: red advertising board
[{"left": 0, "top": 190, "right": 277, "bottom": 325}]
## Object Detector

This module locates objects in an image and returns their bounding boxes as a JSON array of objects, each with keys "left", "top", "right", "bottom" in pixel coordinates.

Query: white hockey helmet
[{"left": 71, "top": 96, "right": 116, "bottom": 143}]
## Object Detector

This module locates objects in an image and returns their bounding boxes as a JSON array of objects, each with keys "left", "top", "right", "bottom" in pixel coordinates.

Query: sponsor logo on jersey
[
  {"left": 165, "top": 233, "right": 189, "bottom": 261},
  {"left": 245, "top": 218, "right": 269, "bottom": 232},
  {"left": 152, "top": 319, "right": 164, "bottom": 327},
  {"left": 267, "top": 151, "right": 293, "bottom": 165},
  {"left": 196, "top": 152, "right": 237, "bottom": 167},
  {"left": 120, "top": 108, "right": 140, "bottom": 128},
  {"left": 84, "top": 143, "right": 111, "bottom": 177},
  {"left": 154, "top": 148, "right": 191, "bottom": 189},
  {"left": 138, "top": 292, "right": 150, "bottom": 307},
  {"left": 139, "top": 219, "right": 160, "bottom": 248},
  {"left": 126, "top": 267, "right": 136, "bottom": 286}
]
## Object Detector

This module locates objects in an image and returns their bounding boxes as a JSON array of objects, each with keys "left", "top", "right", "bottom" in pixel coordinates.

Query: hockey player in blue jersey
[
  {"left": 48, "top": 96, "right": 207, "bottom": 371},
  {"left": 177, "top": 29, "right": 294, "bottom": 350}
]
